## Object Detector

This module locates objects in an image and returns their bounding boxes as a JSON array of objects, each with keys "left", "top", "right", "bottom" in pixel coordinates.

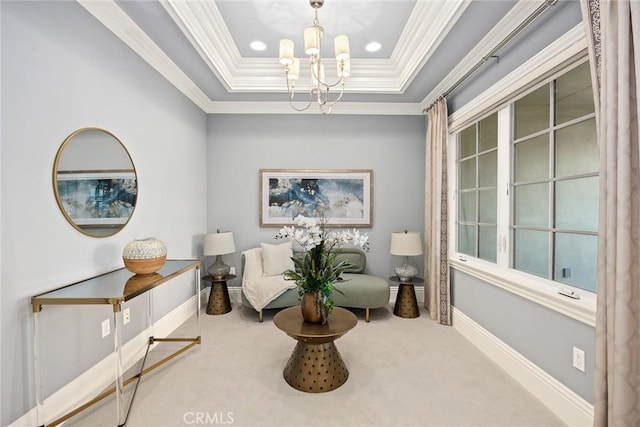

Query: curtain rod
[{"left": 423, "top": 0, "right": 558, "bottom": 114}]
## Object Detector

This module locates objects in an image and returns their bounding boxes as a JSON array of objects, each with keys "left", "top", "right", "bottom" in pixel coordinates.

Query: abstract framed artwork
[
  {"left": 260, "top": 169, "right": 373, "bottom": 227},
  {"left": 55, "top": 170, "right": 137, "bottom": 227}
]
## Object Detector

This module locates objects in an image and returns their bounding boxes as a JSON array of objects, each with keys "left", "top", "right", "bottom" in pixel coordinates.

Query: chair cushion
[{"left": 334, "top": 248, "right": 366, "bottom": 273}]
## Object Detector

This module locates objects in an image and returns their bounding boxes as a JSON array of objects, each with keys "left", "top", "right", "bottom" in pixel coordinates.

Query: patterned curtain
[
  {"left": 424, "top": 98, "right": 451, "bottom": 325},
  {"left": 581, "top": 1, "right": 640, "bottom": 425}
]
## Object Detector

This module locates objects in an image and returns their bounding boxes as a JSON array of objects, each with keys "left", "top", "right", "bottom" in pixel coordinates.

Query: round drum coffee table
[{"left": 273, "top": 306, "right": 357, "bottom": 393}]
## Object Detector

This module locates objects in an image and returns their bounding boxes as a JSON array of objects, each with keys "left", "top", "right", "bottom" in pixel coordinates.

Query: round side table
[
  {"left": 202, "top": 274, "right": 234, "bottom": 315},
  {"left": 390, "top": 276, "right": 424, "bottom": 318},
  {"left": 273, "top": 306, "right": 357, "bottom": 393}
]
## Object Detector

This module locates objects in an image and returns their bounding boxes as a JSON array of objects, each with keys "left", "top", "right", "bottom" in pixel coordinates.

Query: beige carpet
[{"left": 65, "top": 304, "right": 565, "bottom": 427}]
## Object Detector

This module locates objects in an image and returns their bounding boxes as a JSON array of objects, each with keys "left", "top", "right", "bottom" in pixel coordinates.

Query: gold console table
[{"left": 31, "top": 259, "right": 201, "bottom": 426}]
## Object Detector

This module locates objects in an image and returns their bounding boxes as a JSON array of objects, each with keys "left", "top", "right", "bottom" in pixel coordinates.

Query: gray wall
[
  {"left": 1, "top": 2, "right": 207, "bottom": 424},
  {"left": 452, "top": 270, "right": 595, "bottom": 402},
  {"left": 206, "top": 114, "right": 426, "bottom": 284}
]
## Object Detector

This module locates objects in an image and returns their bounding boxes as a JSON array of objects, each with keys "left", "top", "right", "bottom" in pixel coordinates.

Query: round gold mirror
[{"left": 53, "top": 128, "right": 137, "bottom": 237}]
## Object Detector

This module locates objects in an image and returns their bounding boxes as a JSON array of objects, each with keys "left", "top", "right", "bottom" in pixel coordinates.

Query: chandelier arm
[
  {"left": 285, "top": 75, "right": 314, "bottom": 112},
  {"left": 321, "top": 83, "right": 345, "bottom": 107},
  {"left": 315, "top": 75, "right": 346, "bottom": 89},
  {"left": 308, "top": 57, "right": 345, "bottom": 90}
]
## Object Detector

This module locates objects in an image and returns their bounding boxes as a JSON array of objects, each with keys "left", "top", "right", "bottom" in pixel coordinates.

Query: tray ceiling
[{"left": 77, "top": 0, "right": 558, "bottom": 114}]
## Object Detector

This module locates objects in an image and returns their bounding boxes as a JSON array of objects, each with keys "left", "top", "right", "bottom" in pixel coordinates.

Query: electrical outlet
[
  {"left": 123, "top": 308, "right": 131, "bottom": 325},
  {"left": 229, "top": 267, "right": 236, "bottom": 275},
  {"left": 101, "top": 319, "right": 110, "bottom": 338},
  {"left": 573, "top": 347, "right": 585, "bottom": 372}
]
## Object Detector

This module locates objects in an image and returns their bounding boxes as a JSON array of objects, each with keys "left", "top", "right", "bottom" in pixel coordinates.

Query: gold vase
[{"left": 300, "top": 292, "right": 327, "bottom": 324}]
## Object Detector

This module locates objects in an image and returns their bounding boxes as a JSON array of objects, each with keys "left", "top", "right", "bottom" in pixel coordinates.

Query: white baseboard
[
  {"left": 11, "top": 293, "right": 199, "bottom": 427},
  {"left": 452, "top": 307, "right": 594, "bottom": 427},
  {"left": 228, "top": 287, "right": 243, "bottom": 304}
]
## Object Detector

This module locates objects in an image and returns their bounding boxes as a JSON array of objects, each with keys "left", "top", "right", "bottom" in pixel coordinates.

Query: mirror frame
[{"left": 52, "top": 127, "right": 138, "bottom": 238}]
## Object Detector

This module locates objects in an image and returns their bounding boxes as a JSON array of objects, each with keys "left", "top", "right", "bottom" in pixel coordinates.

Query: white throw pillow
[{"left": 261, "top": 241, "right": 294, "bottom": 276}]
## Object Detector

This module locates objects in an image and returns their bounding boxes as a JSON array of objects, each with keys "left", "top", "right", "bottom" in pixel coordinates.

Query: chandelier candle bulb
[
  {"left": 279, "top": 39, "right": 294, "bottom": 65},
  {"left": 334, "top": 35, "right": 350, "bottom": 61},
  {"left": 288, "top": 58, "right": 300, "bottom": 80},
  {"left": 338, "top": 59, "right": 351, "bottom": 78}
]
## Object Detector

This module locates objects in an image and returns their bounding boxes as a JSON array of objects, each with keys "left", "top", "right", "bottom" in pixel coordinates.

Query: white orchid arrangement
[
  {"left": 275, "top": 215, "right": 370, "bottom": 314},
  {"left": 277, "top": 215, "right": 370, "bottom": 252}
]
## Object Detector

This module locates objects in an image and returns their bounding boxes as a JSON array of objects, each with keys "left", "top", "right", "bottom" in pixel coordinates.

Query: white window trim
[
  {"left": 449, "top": 24, "right": 587, "bottom": 133},
  {"left": 447, "top": 23, "right": 596, "bottom": 327}
]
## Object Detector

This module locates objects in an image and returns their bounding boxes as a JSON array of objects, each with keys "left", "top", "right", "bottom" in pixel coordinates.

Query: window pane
[
  {"left": 514, "top": 134, "right": 549, "bottom": 182},
  {"left": 514, "top": 229, "right": 549, "bottom": 278},
  {"left": 515, "top": 85, "right": 550, "bottom": 139},
  {"left": 479, "top": 113, "right": 498, "bottom": 151},
  {"left": 458, "top": 225, "right": 477, "bottom": 256},
  {"left": 556, "top": 119, "right": 598, "bottom": 177},
  {"left": 555, "top": 177, "right": 599, "bottom": 230},
  {"left": 459, "top": 126, "right": 476, "bottom": 158},
  {"left": 479, "top": 189, "right": 497, "bottom": 224},
  {"left": 514, "top": 183, "right": 549, "bottom": 227},
  {"left": 556, "top": 62, "right": 595, "bottom": 124},
  {"left": 554, "top": 233, "right": 597, "bottom": 292},
  {"left": 459, "top": 158, "right": 476, "bottom": 189},
  {"left": 479, "top": 225, "right": 497, "bottom": 262},
  {"left": 458, "top": 191, "right": 477, "bottom": 222},
  {"left": 478, "top": 151, "right": 497, "bottom": 187}
]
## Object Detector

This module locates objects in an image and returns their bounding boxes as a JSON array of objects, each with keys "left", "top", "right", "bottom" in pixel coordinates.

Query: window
[
  {"left": 454, "top": 61, "right": 598, "bottom": 293},
  {"left": 457, "top": 112, "right": 498, "bottom": 262}
]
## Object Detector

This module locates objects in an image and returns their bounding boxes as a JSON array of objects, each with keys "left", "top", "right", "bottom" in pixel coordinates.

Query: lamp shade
[
  {"left": 279, "top": 39, "right": 294, "bottom": 65},
  {"left": 204, "top": 231, "right": 236, "bottom": 256},
  {"left": 334, "top": 35, "right": 350, "bottom": 61},
  {"left": 390, "top": 231, "right": 423, "bottom": 256},
  {"left": 304, "top": 26, "right": 321, "bottom": 56}
]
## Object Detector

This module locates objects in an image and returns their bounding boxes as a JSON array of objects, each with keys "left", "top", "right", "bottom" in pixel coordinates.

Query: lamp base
[
  {"left": 394, "top": 262, "right": 417, "bottom": 283},
  {"left": 208, "top": 255, "right": 230, "bottom": 279}
]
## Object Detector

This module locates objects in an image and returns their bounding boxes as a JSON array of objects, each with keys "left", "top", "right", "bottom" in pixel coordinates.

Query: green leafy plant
[{"left": 275, "top": 215, "right": 370, "bottom": 316}]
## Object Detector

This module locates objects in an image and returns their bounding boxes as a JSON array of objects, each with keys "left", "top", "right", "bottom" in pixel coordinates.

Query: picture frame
[
  {"left": 260, "top": 169, "right": 373, "bottom": 227},
  {"left": 55, "top": 170, "right": 137, "bottom": 227}
]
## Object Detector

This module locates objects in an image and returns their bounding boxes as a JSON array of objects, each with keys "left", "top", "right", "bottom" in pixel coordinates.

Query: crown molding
[
  {"left": 76, "top": 0, "right": 424, "bottom": 115},
  {"left": 392, "top": 0, "right": 470, "bottom": 92},
  {"left": 78, "top": 0, "right": 211, "bottom": 111},
  {"left": 160, "top": 0, "right": 238, "bottom": 91},
  {"left": 205, "top": 102, "right": 424, "bottom": 116},
  {"left": 420, "top": 0, "right": 555, "bottom": 111}
]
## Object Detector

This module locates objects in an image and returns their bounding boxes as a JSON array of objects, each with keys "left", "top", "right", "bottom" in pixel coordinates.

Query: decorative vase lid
[{"left": 122, "top": 238, "right": 167, "bottom": 260}]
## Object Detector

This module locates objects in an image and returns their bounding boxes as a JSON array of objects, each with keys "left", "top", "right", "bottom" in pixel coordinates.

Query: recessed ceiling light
[
  {"left": 250, "top": 41, "right": 267, "bottom": 52},
  {"left": 365, "top": 42, "right": 382, "bottom": 53}
]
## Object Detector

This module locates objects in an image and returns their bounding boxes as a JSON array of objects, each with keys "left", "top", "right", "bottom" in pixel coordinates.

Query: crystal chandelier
[{"left": 278, "top": 0, "right": 350, "bottom": 114}]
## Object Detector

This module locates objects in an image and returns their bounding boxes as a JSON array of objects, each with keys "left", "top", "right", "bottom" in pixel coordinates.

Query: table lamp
[
  {"left": 390, "top": 230, "right": 423, "bottom": 283},
  {"left": 204, "top": 230, "right": 236, "bottom": 279}
]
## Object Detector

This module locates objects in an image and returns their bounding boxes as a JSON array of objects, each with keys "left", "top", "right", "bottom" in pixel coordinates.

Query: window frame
[
  {"left": 447, "top": 25, "right": 596, "bottom": 327},
  {"left": 456, "top": 112, "right": 499, "bottom": 262}
]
